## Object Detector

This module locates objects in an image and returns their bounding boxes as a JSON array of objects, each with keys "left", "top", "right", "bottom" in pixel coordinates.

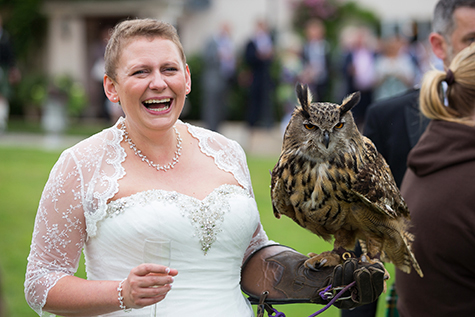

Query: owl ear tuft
[
  {"left": 296, "top": 83, "right": 313, "bottom": 118},
  {"left": 340, "top": 91, "right": 361, "bottom": 115}
]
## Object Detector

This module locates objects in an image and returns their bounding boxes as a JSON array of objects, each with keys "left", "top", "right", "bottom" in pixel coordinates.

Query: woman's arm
[
  {"left": 44, "top": 265, "right": 177, "bottom": 316},
  {"left": 25, "top": 151, "right": 88, "bottom": 315},
  {"left": 241, "top": 244, "right": 385, "bottom": 309},
  {"left": 25, "top": 150, "right": 177, "bottom": 316}
]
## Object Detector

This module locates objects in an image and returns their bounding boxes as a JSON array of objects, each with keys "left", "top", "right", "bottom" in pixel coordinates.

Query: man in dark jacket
[
  {"left": 364, "top": 89, "right": 429, "bottom": 187},
  {"left": 0, "top": 15, "right": 18, "bottom": 133},
  {"left": 245, "top": 20, "right": 274, "bottom": 129}
]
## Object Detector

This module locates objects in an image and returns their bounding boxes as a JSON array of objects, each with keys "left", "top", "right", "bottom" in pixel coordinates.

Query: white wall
[
  {"left": 179, "top": 0, "right": 292, "bottom": 55},
  {"left": 46, "top": 15, "right": 87, "bottom": 83},
  {"left": 351, "top": 0, "right": 438, "bottom": 21}
]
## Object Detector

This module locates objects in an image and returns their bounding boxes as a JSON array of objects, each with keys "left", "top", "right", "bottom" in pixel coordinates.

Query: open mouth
[{"left": 143, "top": 98, "right": 172, "bottom": 112}]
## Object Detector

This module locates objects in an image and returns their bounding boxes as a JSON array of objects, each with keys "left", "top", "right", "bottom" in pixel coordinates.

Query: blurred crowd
[
  {"left": 0, "top": 14, "right": 435, "bottom": 136},
  {"left": 199, "top": 19, "right": 434, "bottom": 133}
]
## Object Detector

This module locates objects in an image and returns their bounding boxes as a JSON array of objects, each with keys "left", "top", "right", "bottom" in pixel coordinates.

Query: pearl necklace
[{"left": 120, "top": 121, "right": 183, "bottom": 171}]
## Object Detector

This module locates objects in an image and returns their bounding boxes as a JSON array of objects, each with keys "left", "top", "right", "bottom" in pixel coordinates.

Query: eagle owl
[{"left": 271, "top": 84, "right": 423, "bottom": 278}]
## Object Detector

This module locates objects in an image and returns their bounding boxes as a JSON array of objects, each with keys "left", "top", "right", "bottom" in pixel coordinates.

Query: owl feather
[{"left": 271, "top": 83, "right": 423, "bottom": 278}]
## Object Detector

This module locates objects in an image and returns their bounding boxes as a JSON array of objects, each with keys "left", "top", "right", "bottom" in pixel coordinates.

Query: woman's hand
[{"left": 122, "top": 264, "right": 178, "bottom": 309}]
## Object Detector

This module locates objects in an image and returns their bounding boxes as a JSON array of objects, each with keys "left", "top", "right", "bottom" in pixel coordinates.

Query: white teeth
[
  {"left": 149, "top": 105, "right": 170, "bottom": 112},
  {"left": 143, "top": 98, "right": 171, "bottom": 112},
  {"left": 143, "top": 98, "right": 170, "bottom": 104}
]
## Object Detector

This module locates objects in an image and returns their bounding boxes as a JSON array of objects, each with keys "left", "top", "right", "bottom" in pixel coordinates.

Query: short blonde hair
[
  {"left": 104, "top": 18, "right": 186, "bottom": 80},
  {"left": 420, "top": 43, "right": 475, "bottom": 125}
]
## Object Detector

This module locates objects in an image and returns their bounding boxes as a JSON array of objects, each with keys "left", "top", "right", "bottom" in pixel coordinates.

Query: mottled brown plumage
[{"left": 271, "top": 84, "right": 423, "bottom": 278}]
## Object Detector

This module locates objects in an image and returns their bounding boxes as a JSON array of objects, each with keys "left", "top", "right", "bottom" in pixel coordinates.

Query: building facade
[{"left": 41, "top": 0, "right": 436, "bottom": 118}]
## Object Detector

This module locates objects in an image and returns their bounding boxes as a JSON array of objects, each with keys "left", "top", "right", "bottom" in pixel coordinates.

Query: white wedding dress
[{"left": 25, "top": 118, "right": 271, "bottom": 316}]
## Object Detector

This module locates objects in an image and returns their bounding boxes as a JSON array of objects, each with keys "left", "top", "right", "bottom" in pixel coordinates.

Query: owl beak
[{"left": 323, "top": 131, "right": 330, "bottom": 148}]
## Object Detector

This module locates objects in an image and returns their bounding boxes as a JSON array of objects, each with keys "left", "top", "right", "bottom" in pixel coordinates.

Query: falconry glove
[
  {"left": 241, "top": 245, "right": 385, "bottom": 310},
  {"left": 331, "top": 257, "right": 385, "bottom": 308}
]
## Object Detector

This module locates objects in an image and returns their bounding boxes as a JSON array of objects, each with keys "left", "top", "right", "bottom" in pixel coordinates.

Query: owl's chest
[{"left": 284, "top": 159, "right": 357, "bottom": 228}]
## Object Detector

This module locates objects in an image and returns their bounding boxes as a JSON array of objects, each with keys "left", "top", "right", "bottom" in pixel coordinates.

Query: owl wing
[
  {"left": 271, "top": 155, "right": 298, "bottom": 221},
  {"left": 351, "top": 137, "right": 409, "bottom": 219}
]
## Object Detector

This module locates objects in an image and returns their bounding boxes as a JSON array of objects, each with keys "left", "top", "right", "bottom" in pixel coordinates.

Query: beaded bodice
[
  {"left": 24, "top": 118, "right": 270, "bottom": 316},
  {"left": 86, "top": 184, "right": 260, "bottom": 316},
  {"left": 105, "top": 184, "right": 249, "bottom": 254}
]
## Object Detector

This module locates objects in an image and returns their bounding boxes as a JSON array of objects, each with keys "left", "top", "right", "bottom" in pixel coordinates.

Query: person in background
[
  {"left": 24, "top": 18, "right": 385, "bottom": 317},
  {"left": 373, "top": 36, "right": 416, "bottom": 101},
  {"left": 245, "top": 19, "right": 275, "bottom": 128},
  {"left": 0, "top": 15, "right": 20, "bottom": 133},
  {"left": 397, "top": 42, "right": 475, "bottom": 317},
  {"left": 91, "top": 26, "right": 124, "bottom": 123},
  {"left": 300, "top": 19, "right": 331, "bottom": 101},
  {"left": 365, "top": 0, "right": 475, "bottom": 188},
  {"left": 342, "top": 26, "right": 377, "bottom": 129},
  {"left": 201, "top": 22, "right": 236, "bottom": 132},
  {"left": 345, "top": 1, "right": 475, "bottom": 316},
  {"left": 277, "top": 32, "right": 304, "bottom": 134}
]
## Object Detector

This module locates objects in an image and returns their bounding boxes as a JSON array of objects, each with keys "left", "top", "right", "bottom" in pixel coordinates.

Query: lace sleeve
[
  {"left": 24, "top": 150, "right": 87, "bottom": 316},
  {"left": 24, "top": 122, "right": 126, "bottom": 316},
  {"left": 243, "top": 223, "right": 275, "bottom": 263}
]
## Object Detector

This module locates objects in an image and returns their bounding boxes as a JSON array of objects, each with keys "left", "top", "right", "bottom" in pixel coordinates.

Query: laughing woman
[{"left": 24, "top": 19, "right": 384, "bottom": 316}]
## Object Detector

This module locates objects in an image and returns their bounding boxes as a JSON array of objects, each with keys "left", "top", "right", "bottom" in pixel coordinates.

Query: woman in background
[{"left": 397, "top": 43, "right": 475, "bottom": 316}]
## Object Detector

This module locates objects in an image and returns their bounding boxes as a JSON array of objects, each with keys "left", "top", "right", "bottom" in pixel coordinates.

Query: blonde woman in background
[{"left": 396, "top": 43, "right": 475, "bottom": 316}]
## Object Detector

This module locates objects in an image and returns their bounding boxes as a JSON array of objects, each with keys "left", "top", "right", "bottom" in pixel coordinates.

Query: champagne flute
[{"left": 143, "top": 238, "right": 171, "bottom": 317}]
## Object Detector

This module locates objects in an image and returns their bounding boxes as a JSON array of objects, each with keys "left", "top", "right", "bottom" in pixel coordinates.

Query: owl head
[{"left": 283, "top": 83, "right": 362, "bottom": 158}]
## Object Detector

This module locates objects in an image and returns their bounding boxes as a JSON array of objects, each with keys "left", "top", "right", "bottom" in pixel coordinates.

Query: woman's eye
[
  {"left": 334, "top": 122, "right": 344, "bottom": 129},
  {"left": 163, "top": 67, "right": 178, "bottom": 73},
  {"left": 304, "top": 124, "right": 316, "bottom": 130}
]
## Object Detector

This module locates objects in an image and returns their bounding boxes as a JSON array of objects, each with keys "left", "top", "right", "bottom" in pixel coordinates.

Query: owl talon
[
  {"left": 305, "top": 260, "right": 323, "bottom": 271},
  {"left": 305, "top": 251, "right": 342, "bottom": 271}
]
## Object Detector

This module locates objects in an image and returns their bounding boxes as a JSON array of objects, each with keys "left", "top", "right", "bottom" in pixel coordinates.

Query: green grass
[
  {"left": 7, "top": 117, "right": 107, "bottom": 136},
  {"left": 0, "top": 146, "right": 393, "bottom": 317},
  {"left": 0, "top": 147, "right": 63, "bottom": 317}
]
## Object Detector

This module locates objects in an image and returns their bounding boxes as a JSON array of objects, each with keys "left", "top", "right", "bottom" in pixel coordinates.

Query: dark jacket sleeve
[{"left": 363, "top": 90, "right": 425, "bottom": 187}]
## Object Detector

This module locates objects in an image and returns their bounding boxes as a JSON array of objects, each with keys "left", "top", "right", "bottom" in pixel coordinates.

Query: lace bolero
[{"left": 24, "top": 118, "right": 270, "bottom": 316}]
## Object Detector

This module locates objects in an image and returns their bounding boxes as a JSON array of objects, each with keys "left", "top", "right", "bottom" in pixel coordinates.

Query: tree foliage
[
  {"left": 0, "top": 0, "right": 47, "bottom": 67},
  {"left": 291, "top": 0, "right": 380, "bottom": 48}
]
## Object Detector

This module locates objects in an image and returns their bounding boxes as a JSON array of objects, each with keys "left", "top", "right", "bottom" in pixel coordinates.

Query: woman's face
[{"left": 105, "top": 36, "right": 191, "bottom": 132}]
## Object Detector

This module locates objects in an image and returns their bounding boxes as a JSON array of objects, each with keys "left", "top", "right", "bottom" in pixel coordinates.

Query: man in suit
[
  {"left": 0, "top": 15, "right": 19, "bottom": 133},
  {"left": 201, "top": 23, "right": 236, "bottom": 132},
  {"left": 364, "top": 88, "right": 429, "bottom": 187},
  {"left": 365, "top": 0, "right": 475, "bottom": 186},
  {"left": 301, "top": 19, "right": 332, "bottom": 101},
  {"left": 245, "top": 20, "right": 274, "bottom": 129},
  {"left": 342, "top": 0, "right": 475, "bottom": 316}
]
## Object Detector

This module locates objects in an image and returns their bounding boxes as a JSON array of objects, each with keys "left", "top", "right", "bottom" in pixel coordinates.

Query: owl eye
[
  {"left": 334, "top": 122, "right": 344, "bottom": 129},
  {"left": 304, "top": 124, "right": 316, "bottom": 130}
]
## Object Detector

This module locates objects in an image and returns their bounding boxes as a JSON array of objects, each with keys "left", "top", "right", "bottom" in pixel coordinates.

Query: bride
[{"left": 24, "top": 18, "right": 384, "bottom": 316}]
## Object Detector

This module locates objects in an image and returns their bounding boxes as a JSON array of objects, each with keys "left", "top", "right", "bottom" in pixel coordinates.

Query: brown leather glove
[
  {"left": 328, "top": 257, "right": 385, "bottom": 309},
  {"left": 241, "top": 245, "right": 385, "bottom": 309}
]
